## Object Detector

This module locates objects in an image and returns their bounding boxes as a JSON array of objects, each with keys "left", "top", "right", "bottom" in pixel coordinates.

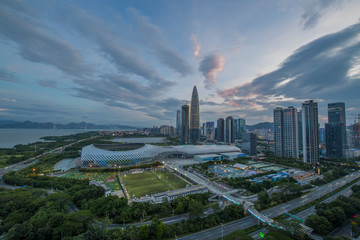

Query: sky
[{"left": 0, "top": 0, "right": 360, "bottom": 127}]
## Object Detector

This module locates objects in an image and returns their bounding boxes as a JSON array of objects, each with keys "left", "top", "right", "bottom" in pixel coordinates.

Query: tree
[
  {"left": 139, "top": 224, "right": 150, "bottom": 240},
  {"left": 305, "top": 214, "right": 332, "bottom": 236},
  {"left": 175, "top": 201, "right": 184, "bottom": 214},
  {"left": 271, "top": 192, "right": 284, "bottom": 205},
  {"left": 188, "top": 200, "right": 204, "bottom": 219},
  {"left": 156, "top": 221, "right": 165, "bottom": 240},
  {"left": 257, "top": 191, "right": 271, "bottom": 209}
]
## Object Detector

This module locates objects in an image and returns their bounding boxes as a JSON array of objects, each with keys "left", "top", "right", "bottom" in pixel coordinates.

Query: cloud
[
  {"left": 199, "top": 54, "right": 225, "bottom": 89},
  {"left": 301, "top": 0, "right": 343, "bottom": 30},
  {"left": 0, "top": 109, "right": 9, "bottom": 112},
  {"left": 62, "top": 6, "right": 172, "bottom": 86},
  {"left": 0, "top": 3, "right": 92, "bottom": 77},
  {"left": 190, "top": 34, "right": 201, "bottom": 58},
  {"left": 72, "top": 74, "right": 182, "bottom": 121},
  {"left": 0, "top": 68, "right": 19, "bottom": 82},
  {"left": 219, "top": 22, "right": 360, "bottom": 121},
  {"left": 128, "top": 8, "right": 193, "bottom": 76},
  {"left": 37, "top": 80, "right": 58, "bottom": 89},
  {"left": 1, "top": 98, "right": 16, "bottom": 102}
]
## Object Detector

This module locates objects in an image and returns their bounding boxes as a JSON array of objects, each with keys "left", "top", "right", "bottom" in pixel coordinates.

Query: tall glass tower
[
  {"left": 302, "top": 100, "right": 319, "bottom": 164},
  {"left": 189, "top": 86, "right": 200, "bottom": 144}
]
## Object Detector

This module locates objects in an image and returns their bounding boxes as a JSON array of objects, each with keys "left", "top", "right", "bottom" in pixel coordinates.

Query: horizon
[{"left": 1, "top": 0, "right": 360, "bottom": 126}]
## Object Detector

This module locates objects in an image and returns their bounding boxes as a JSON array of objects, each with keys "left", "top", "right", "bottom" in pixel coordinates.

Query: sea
[{"left": 0, "top": 129, "right": 103, "bottom": 148}]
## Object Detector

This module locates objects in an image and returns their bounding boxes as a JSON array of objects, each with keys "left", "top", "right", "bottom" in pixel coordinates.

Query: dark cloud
[
  {"left": 37, "top": 80, "right": 58, "bottom": 89},
  {"left": 128, "top": 8, "right": 193, "bottom": 76},
  {"left": 0, "top": 4, "right": 92, "bottom": 77},
  {"left": 199, "top": 54, "right": 225, "bottom": 89},
  {"left": 0, "top": 68, "right": 19, "bottom": 82},
  {"left": 72, "top": 75, "right": 181, "bottom": 121},
  {"left": 199, "top": 100, "right": 222, "bottom": 106},
  {"left": 62, "top": 6, "right": 172, "bottom": 86},
  {"left": 301, "top": 0, "right": 343, "bottom": 30},
  {"left": 219, "top": 22, "right": 360, "bottom": 123}
]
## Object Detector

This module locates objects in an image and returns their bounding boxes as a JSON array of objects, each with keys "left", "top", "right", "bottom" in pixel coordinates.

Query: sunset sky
[{"left": 1, "top": 0, "right": 360, "bottom": 127}]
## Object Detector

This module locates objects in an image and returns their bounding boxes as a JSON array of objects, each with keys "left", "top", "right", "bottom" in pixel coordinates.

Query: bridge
[{"left": 223, "top": 195, "right": 313, "bottom": 236}]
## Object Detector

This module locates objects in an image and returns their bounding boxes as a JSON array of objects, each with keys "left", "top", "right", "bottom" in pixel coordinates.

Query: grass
[
  {"left": 63, "top": 171, "right": 121, "bottom": 191},
  {"left": 121, "top": 169, "right": 187, "bottom": 198}
]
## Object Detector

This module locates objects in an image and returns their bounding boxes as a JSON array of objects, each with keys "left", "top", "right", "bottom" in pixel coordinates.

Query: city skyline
[{"left": 1, "top": 0, "right": 360, "bottom": 126}]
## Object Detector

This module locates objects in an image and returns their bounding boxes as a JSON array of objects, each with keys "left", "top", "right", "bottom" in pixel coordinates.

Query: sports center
[{"left": 80, "top": 143, "right": 241, "bottom": 168}]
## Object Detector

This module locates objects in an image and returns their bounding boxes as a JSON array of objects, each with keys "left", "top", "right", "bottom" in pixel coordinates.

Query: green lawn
[
  {"left": 63, "top": 172, "right": 121, "bottom": 191},
  {"left": 121, "top": 169, "right": 188, "bottom": 198}
]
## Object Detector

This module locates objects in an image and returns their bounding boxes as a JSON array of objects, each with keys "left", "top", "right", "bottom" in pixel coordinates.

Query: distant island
[{"left": 0, "top": 120, "right": 138, "bottom": 130}]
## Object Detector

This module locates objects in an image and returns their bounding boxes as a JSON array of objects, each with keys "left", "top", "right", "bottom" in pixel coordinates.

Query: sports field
[
  {"left": 120, "top": 169, "right": 188, "bottom": 198},
  {"left": 63, "top": 172, "right": 121, "bottom": 191}
]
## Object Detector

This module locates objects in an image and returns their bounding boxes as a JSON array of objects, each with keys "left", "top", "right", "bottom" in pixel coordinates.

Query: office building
[
  {"left": 326, "top": 102, "right": 346, "bottom": 158},
  {"left": 234, "top": 118, "right": 246, "bottom": 140},
  {"left": 217, "top": 118, "right": 225, "bottom": 142},
  {"left": 225, "top": 116, "right": 234, "bottom": 144},
  {"left": 302, "top": 100, "right": 319, "bottom": 164},
  {"left": 273, "top": 106, "right": 299, "bottom": 158},
  {"left": 189, "top": 86, "right": 200, "bottom": 144},
  {"left": 242, "top": 132, "right": 257, "bottom": 156},
  {"left": 205, "top": 122, "right": 215, "bottom": 141},
  {"left": 181, "top": 104, "right": 189, "bottom": 144},
  {"left": 176, "top": 110, "right": 181, "bottom": 136},
  {"left": 298, "top": 110, "right": 303, "bottom": 151}
]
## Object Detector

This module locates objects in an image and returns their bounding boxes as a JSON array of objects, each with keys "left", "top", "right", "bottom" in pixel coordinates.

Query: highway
[
  {"left": 0, "top": 136, "right": 98, "bottom": 181},
  {"left": 179, "top": 171, "right": 360, "bottom": 240}
]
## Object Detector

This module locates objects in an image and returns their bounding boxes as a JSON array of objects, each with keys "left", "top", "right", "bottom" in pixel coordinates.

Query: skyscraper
[
  {"left": 205, "top": 122, "right": 215, "bottom": 141},
  {"left": 234, "top": 118, "right": 246, "bottom": 140},
  {"left": 298, "top": 110, "right": 303, "bottom": 151},
  {"left": 176, "top": 110, "right": 181, "bottom": 136},
  {"left": 273, "top": 106, "right": 299, "bottom": 158},
  {"left": 217, "top": 118, "right": 225, "bottom": 142},
  {"left": 302, "top": 100, "right": 319, "bottom": 164},
  {"left": 326, "top": 102, "right": 346, "bottom": 158},
  {"left": 189, "top": 86, "right": 200, "bottom": 144},
  {"left": 225, "top": 116, "right": 234, "bottom": 144},
  {"left": 181, "top": 104, "right": 189, "bottom": 144}
]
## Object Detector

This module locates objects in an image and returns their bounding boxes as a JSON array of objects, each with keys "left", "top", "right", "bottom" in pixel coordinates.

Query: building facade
[
  {"left": 273, "top": 107, "right": 299, "bottom": 158},
  {"left": 234, "top": 118, "right": 246, "bottom": 140},
  {"left": 189, "top": 86, "right": 200, "bottom": 144},
  {"left": 325, "top": 102, "right": 346, "bottom": 158},
  {"left": 181, "top": 104, "right": 189, "bottom": 144},
  {"left": 217, "top": 118, "right": 225, "bottom": 142},
  {"left": 225, "top": 116, "right": 234, "bottom": 144},
  {"left": 176, "top": 110, "right": 181, "bottom": 136},
  {"left": 205, "top": 122, "right": 215, "bottom": 141},
  {"left": 302, "top": 100, "right": 319, "bottom": 164}
]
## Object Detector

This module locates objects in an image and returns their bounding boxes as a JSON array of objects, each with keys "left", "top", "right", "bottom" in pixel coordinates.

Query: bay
[{"left": 0, "top": 129, "right": 101, "bottom": 148}]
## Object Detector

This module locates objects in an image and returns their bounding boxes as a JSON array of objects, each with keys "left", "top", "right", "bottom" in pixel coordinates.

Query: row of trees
[
  {"left": 305, "top": 184, "right": 360, "bottom": 236},
  {"left": 256, "top": 183, "right": 303, "bottom": 209}
]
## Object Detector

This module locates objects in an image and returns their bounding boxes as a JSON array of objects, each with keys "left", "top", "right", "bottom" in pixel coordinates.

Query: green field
[
  {"left": 121, "top": 169, "right": 188, "bottom": 198},
  {"left": 63, "top": 172, "right": 121, "bottom": 191}
]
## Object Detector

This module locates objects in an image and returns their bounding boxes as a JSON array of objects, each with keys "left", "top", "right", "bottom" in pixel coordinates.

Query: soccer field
[
  {"left": 63, "top": 172, "right": 121, "bottom": 191},
  {"left": 121, "top": 169, "right": 188, "bottom": 198}
]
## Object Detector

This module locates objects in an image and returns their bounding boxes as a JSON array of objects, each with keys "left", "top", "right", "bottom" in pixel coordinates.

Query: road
[
  {"left": 0, "top": 136, "right": 99, "bottom": 181},
  {"left": 179, "top": 171, "right": 360, "bottom": 240},
  {"left": 250, "top": 178, "right": 359, "bottom": 239}
]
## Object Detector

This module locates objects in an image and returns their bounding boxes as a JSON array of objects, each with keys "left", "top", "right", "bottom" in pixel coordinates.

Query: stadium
[{"left": 80, "top": 143, "right": 241, "bottom": 168}]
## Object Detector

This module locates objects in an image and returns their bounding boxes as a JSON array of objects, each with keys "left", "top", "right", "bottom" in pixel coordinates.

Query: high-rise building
[
  {"left": 234, "top": 118, "right": 246, "bottom": 140},
  {"left": 325, "top": 102, "right": 346, "bottom": 158},
  {"left": 242, "top": 132, "right": 257, "bottom": 156},
  {"left": 273, "top": 107, "right": 299, "bottom": 158},
  {"left": 217, "top": 118, "right": 225, "bottom": 142},
  {"left": 225, "top": 116, "right": 234, "bottom": 144},
  {"left": 189, "top": 86, "right": 200, "bottom": 144},
  {"left": 302, "top": 100, "right": 319, "bottom": 164},
  {"left": 176, "top": 110, "right": 181, "bottom": 136},
  {"left": 205, "top": 122, "right": 215, "bottom": 141},
  {"left": 274, "top": 107, "right": 283, "bottom": 157},
  {"left": 181, "top": 104, "right": 189, "bottom": 144},
  {"left": 298, "top": 110, "right": 303, "bottom": 151}
]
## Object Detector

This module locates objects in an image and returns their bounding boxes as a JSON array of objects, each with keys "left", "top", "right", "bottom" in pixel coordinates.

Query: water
[{"left": 0, "top": 129, "right": 99, "bottom": 148}]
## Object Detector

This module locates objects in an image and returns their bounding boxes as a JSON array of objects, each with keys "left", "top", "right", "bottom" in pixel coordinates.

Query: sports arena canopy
[{"left": 81, "top": 144, "right": 241, "bottom": 167}]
